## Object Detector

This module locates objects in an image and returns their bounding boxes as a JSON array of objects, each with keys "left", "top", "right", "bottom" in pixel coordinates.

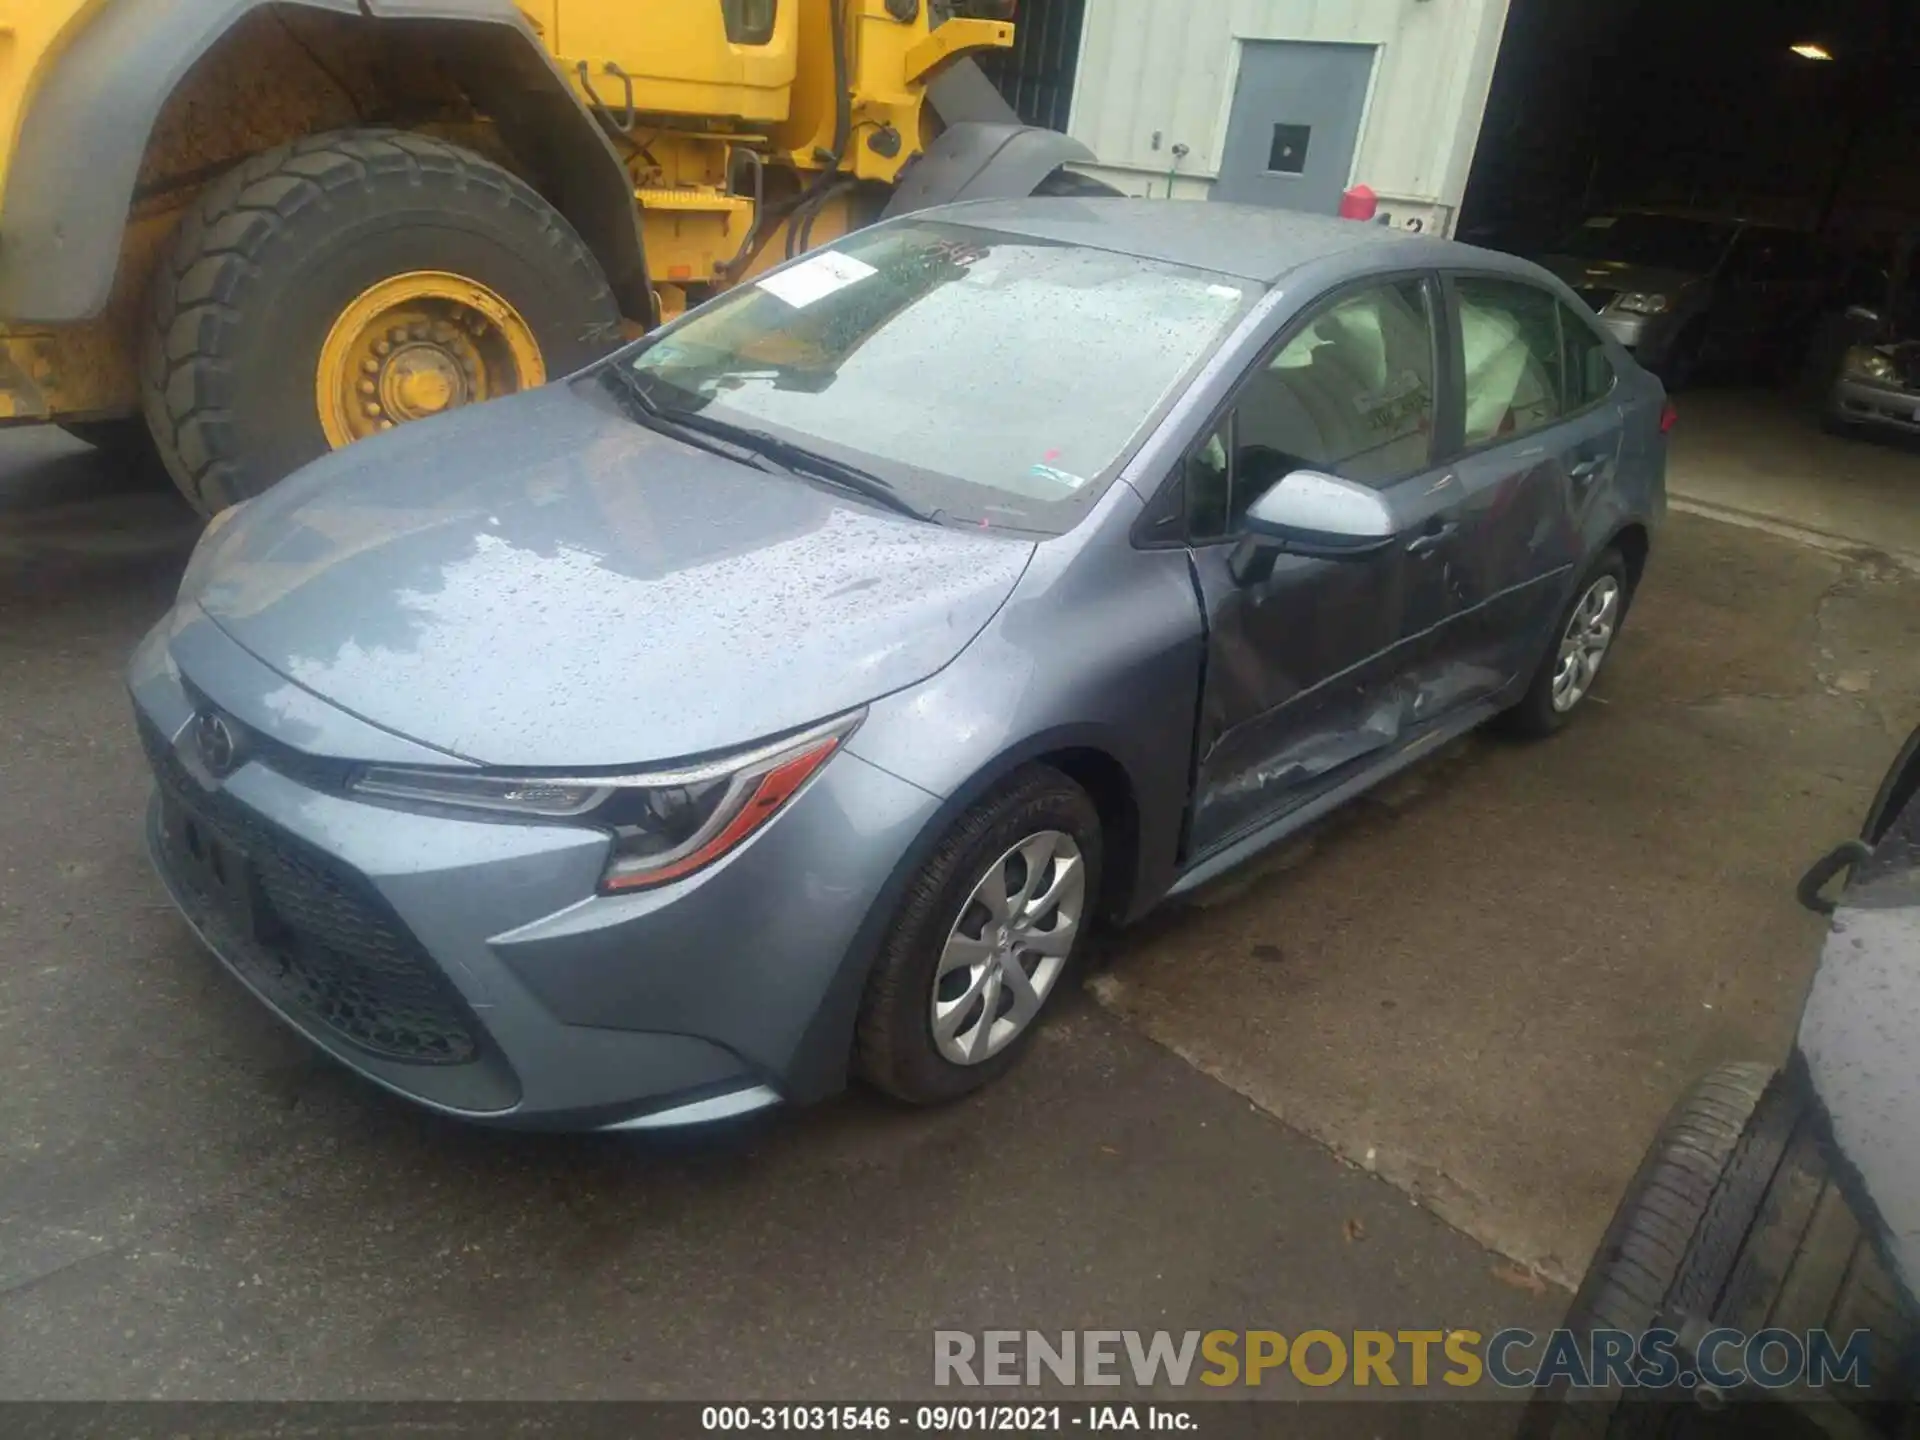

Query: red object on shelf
[{"left": 1337, "top": 184, "right": 1378, "bottom": 221}]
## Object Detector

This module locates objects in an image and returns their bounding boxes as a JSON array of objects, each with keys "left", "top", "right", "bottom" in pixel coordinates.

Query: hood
[
  {"left": 1537, "top": 256, "right": 1704, "bottom": 302},
  {"left": 184, "top": 378, "right": 1034, "bottom": 767},
  {"left": 1793, "top": 731, "right": 1920, "bottom": 1306}
]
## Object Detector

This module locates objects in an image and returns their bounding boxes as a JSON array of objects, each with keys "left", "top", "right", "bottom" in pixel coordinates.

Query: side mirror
[{"left": 1240, "top": 469, "right": 1397, "bottom": 559}]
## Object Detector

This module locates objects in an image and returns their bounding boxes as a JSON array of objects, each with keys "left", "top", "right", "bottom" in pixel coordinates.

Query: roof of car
[{"left": 927, "top": 197, "right": 1492, "bottom": 285}]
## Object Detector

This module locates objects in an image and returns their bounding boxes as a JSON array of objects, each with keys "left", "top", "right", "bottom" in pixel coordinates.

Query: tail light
[{"left": 1659, "top": 400, "right": 1678, "bottom": 435}]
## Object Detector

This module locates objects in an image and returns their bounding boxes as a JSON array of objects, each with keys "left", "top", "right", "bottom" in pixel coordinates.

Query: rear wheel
[
  {"left": 142, "top": 128, "right": 622, "bottom": 514},
  {"left": 1501, "top": 548, "right": 1631, "bottom": 738}
]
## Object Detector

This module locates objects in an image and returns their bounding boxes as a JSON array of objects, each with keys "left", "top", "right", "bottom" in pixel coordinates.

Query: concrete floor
[
  {"left": 1668, "top": 385, "right": 1920, "bottom": 565},
  {"left": 2, "top": 404, "right": 1915, "bottom": 1401}
]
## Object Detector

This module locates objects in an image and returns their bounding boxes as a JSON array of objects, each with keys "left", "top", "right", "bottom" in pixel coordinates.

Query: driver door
[{"left": 1179, "top": 274, "right": 1465, "bottom": 855}]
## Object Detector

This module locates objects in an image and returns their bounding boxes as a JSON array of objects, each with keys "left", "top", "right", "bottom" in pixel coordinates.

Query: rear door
[
  {"left": 1436, "top": 273, "right": 1616, "bottom": 689},
  {"left": 1174, "top": 273, "right": 1467, "bottom": 854}
]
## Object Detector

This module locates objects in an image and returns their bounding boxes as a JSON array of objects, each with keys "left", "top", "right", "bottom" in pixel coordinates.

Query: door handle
[
  {"left": 1406, "top": 520, "right": 1458, "bottom": 557},
  {"left": 1569, "top": 457, "right": 1607, "bottom": 481}
]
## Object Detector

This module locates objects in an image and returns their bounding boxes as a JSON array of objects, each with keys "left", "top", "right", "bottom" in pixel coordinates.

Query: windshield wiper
[
  {"left": 609, "top": 369, "right": 934, "bottom": 523},
  {"left": 709, "top": 423, "right": 935, "bottom": 524},
  {"left": 603, "top": 367, "right": 780, "bottom": 471}
]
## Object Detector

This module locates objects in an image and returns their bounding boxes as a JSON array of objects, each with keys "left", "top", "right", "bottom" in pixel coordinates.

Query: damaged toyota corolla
[{"left": 131, "top": 199, "right": 1669, "bottom": 1131}]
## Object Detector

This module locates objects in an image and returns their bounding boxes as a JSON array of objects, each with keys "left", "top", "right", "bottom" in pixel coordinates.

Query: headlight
[
  {"left": 349, "top": 711, "right": 862, "bottom": 891},
  {"left": 1613, "top": 292, "right": 1672, "bottom": 315},
  {"left": 1844, "top": 346, "right": 1900, "bottom": 385}
]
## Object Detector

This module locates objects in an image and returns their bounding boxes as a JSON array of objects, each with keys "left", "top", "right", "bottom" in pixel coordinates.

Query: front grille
[
  {"left": 140, "top": 716, "right": 483, "bottom": 1066},
  {"left": 1574, "top": 287, "right": 1615, "bottom": 313}
]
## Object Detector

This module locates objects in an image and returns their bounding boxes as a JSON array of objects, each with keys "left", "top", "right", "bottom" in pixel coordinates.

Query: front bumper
[
  {"left": 1830, "top": 376, "right": 1920, "bottom": 435},
  {"left": 130, "top": 613, "right": 942, "bottom": 1130},
  {"left": 1597, "top": 310, "right": 1679, "bottom": 363}
]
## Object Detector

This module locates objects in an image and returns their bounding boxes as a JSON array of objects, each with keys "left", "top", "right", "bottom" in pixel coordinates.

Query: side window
[
  {"left": 1456, "top": 277, "right": 1566, "bottom": 446},
  {"left": 1185, "top": 424, "right": 1233, "bottom": 541},
  {"left": 1560, "top": 303, "right": 1615, "bottom": 409},
  {"left": 1234, "top": 278, "right": 1437, "bottom": 490},
  {"left": 721, "top": 0, "right": 780, "bottom": 45}
]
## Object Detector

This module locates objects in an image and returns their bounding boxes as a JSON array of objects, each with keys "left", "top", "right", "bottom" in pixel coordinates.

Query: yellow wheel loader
[{"left": 0, "top": 0, "right": 1100, "bottom": 512}]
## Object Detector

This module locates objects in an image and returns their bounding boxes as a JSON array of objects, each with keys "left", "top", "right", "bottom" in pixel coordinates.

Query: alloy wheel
[
  {"left": 1552, "top": 574, "right": 1622, "bottom": 712},
  {"left": 931, "top": 830, "right": 1086, "bottom": 1066}
]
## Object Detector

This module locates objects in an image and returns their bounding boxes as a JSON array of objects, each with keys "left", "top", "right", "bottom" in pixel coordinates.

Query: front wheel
[
  {"left": 856, "top": 766, "right": 1102, "bottom": 1104},
  {"left": 142, "top": 129, "right": 622, "bottom": 514}
]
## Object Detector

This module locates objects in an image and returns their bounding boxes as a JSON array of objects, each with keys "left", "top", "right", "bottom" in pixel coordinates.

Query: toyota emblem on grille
[{"left": 193, "top": 709, "right": 241, "bottom": 777}]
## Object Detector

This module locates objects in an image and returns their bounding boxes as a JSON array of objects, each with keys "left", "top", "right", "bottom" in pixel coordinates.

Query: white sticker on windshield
[
  {"left": 756, "top": 250, "right": 878, "bottom": 309},
  {"left": 1207, "top": 284, "right": 1243, "bottom": 300}
]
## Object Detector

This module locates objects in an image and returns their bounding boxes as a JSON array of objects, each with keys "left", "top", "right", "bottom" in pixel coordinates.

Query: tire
[
  {"left": 1522, "top": 1063, "right": 1913, "bottom": 1438},
  {"left": 1033, "top": 167, "right": 1125, "bottom": 199},
  {"left": 856, "top": 766, "right": 1102, "bottom": 1105},
  {"left": 142, "top": 128, "right": 622, "bottom": 514},
  {"left": 1518, "top": 1063, "right": 1778, "bottom": 1440},
  {"left": 1500, "top": 548, "right": 1632, "bottom": 739}
]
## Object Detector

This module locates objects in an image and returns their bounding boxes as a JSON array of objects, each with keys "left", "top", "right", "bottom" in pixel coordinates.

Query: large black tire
[
  {"left": 1500, "top": 547, "right": 1632, "bottom": 739},
  {"left": 142, "top": 129, "right": 622, "bottom": 514},
  {"left": 856, "top": 766, "right": 1102, "bottom": 1105}
]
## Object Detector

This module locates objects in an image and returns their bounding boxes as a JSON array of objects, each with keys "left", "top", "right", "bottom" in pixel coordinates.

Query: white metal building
[{"left": 1053, "top": 0, "right": 1515, "bottom": 239}]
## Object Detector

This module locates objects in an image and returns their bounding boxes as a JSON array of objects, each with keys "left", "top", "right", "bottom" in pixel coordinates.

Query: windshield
[
  {"left": 622, "top": 220, "right": 1254, "bottom": 533},
  {"left": 1550, "top": 214, "right": 1738, "bottom": 273}
]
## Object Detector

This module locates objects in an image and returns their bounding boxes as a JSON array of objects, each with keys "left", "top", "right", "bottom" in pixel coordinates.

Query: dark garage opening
[
  {"left": 1461, "top": 0, "right": 1917, "bottom": 252},
  {"left": 1458, "top": 0, "right": 1920, "bottom": 555}
]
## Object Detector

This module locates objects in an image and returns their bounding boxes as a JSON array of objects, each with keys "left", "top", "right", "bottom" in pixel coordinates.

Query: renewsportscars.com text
[{"left": 933, "top": 1328, "right": 1875, "bottom": 1391}]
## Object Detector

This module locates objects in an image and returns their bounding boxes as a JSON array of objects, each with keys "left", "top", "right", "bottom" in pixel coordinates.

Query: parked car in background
[
  {"left": 132, "top": 200, "right": 1669, "bottom": 1133},
  {"left": 1813, "top": 232, "right": 1920, "bottom": 442},
  {"left": 1538, "top": 210, "right": 1837, "bottom": 388},
  {"left": 1523, "top": 721, "right": 1920, "bottom": 1437}
]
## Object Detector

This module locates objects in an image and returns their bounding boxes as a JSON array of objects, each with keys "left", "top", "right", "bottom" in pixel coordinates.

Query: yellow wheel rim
[{"left": 315, "top": 271, "right": 545, "bottom": 449}]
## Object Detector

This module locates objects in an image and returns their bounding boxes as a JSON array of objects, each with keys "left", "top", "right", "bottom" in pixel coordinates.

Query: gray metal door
[{"left": 1211, "top": 41, "right": 1375, "bottom": 215}]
